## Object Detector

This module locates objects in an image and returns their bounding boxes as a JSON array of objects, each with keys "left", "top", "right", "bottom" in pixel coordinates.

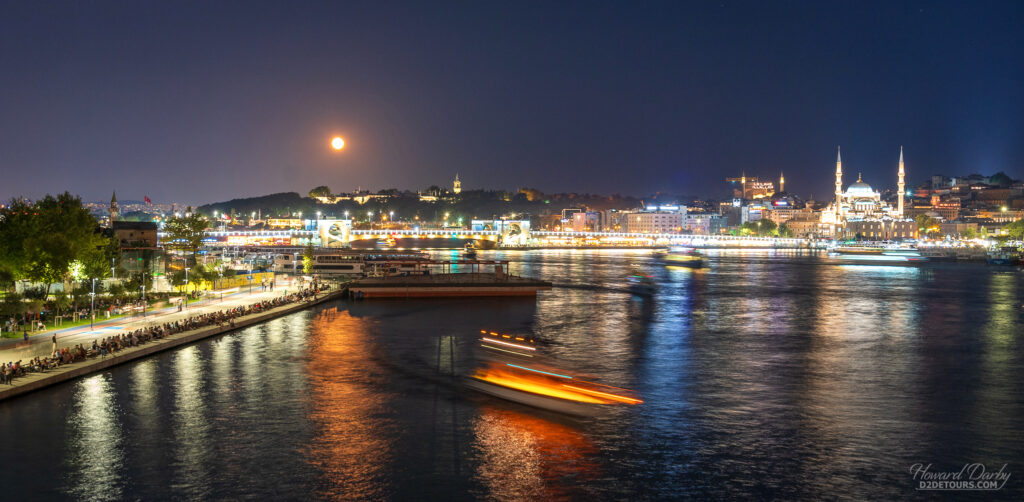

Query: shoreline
[{"left": 0, "top": 290, "right": 344, "bottom": 402}]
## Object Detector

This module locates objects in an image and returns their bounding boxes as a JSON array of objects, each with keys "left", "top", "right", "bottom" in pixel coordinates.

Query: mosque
[{"left": 819, "top": 147, "right": 918, "bottom": 240}]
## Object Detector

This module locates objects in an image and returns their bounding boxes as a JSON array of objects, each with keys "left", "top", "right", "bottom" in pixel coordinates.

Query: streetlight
[
  {"left": 111, "top": 258, "right": 116, "bottom": 280},
  {"left": 344, "top": 210, "right": 349, "bottom": 219},
  {"left": 141, "top": 284, "right": 146, "bottom": 318},
  {"left": 90, "top": 278, "right": 96, "bottom": 330},
  {"left": 184, "top": 267, "right": 190, "bottom": 310}
]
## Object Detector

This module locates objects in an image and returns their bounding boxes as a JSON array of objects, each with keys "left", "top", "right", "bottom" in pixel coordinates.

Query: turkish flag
[{"left": 144, "top": 196, "right": 152, "bottom": 204}]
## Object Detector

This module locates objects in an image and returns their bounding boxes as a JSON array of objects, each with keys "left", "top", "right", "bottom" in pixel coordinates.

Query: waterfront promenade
[{"left": 0, "top": 286, "right": 344, "bottom": 402}]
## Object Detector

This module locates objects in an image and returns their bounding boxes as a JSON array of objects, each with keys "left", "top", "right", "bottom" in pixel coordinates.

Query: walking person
[{"left": 51, "top": 334, "right": 57, "bottom": 356}]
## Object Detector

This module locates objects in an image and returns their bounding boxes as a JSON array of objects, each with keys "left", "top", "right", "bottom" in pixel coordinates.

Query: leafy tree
[
  {"left": 53, "top": 290, "right": 72, "bottom": 317},
  {"left": 107, "top": 282, "right": 126, "bottom": 298},
  {"left": 1005, "top": 218, "right": 1024, "bottom": 240},
  {"left": 163, "top": 208, "right": 209, "bottom": 266},
  {"left": 777, "top": 223, "right": 794, "bottom": 238},
  {"left": 914, "top": 214, "right": 941, "bottom": 235},
  {"left": 961, "top": 227, "right": 977, "bottom": 240},
  {"left": 309, "top": 186, "right": 332, "bottom": 198},
  {"left": 0, "top": 193, "right": 107, "bottom": 295},
  {"left": 1, "top": 292, "right": 26, "bottom": 317},
  {"left": 303, "top": 243, "right": 315, "bottom": 274}
]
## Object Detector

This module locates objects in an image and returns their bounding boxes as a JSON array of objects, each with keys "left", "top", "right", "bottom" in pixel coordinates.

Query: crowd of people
[{"left": 1, "top": 284, "right": 330, "bottom": 386}]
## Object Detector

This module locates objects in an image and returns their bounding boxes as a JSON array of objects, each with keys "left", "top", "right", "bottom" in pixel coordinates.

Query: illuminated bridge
[{"left": 197, "top": 227, "right": 816, "bottom": 248}]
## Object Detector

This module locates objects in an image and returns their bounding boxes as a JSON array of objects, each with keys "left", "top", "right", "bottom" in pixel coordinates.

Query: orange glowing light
[
  {"left": 331, "top": 137, "right": 345, "bottom": 150},
  {"left": 473, "top": 366, "right": 642, "bottom": 405}
]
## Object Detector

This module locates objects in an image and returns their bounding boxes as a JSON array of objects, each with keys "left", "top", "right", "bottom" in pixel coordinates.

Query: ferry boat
[
  {"left": 827, "top": 243, "right": 929, "bottom": 265},
  {"left": 463, "top": 242, "right": 478, "bottom": 258},
  {"left": 466, "top": 331, "right": 642, "bottom": 416},
  {"left": 272, "top": 248, "right": 430, "bottom": 276},
  {"left": 657, "top": 247, "right": 705, "bottom": 268}
]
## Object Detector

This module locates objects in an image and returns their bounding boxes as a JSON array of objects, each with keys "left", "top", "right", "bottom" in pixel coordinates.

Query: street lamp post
[
  {"left": 111, "top": 258, "right": 116, "bottom": 280},
  {"left": 90, "top": 278, "right": 96, "bottom": 330},
  {"left": 184, "top": 267, "right": 190, "bottom": 310},
  {"left": 141, "top": 284, "right": 146, "bottom": 318}
]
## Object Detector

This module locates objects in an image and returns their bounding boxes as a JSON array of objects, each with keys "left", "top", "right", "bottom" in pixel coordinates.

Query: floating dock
[
  {"left": 348, "top": 274, "right": 551, "bottom": 298},
  {"left": 346, "top": 259, "right": 551, "bottom": 298}
]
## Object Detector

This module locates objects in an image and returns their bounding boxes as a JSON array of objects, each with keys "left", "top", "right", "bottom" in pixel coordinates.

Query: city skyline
[{"left": 2, "top": 1, "right": 1023, "bottom": 204}]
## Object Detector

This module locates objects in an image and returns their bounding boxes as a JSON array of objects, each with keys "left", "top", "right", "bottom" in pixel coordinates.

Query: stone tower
[
  {"left": 453, "top": 173, "right": 462, "bottom": 195},
  {"left": 109, "top": 191, "right": 120, "bottom": 222}
]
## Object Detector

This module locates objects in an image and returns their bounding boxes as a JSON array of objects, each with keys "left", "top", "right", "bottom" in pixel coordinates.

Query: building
[
  {"left": 113, "top": 221, "right": 158, "bottom": 248},
  {"left": 453, "top": 174, "right": 462, "bottom": 195},
  {"left": 621, "top": 211, "right": 683, "bottom": 234},
  {"left": 684, "top": 213, "right": 726, "bottom": 234},
  {"left": 841, "top": 219, "right": 918, "bottom": 240},
  {"left": 726, "top": 175, "right": 775, "bottom": 199},
  {"left": 570, "top": 211, "right": 603, "bottom": 232},
  {"left": 109, "top": 192, "right": 120, "bottom": 222},
  {"left": 819, "top": 146, "right": 915, "bottom": 238}
]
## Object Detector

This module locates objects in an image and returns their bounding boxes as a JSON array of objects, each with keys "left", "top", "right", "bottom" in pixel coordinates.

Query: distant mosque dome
[{"left": 845, "top": 173, "right": 875, "bottom": 197}]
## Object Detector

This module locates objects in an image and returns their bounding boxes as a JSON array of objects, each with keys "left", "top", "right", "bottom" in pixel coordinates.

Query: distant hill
[{"left": 197, "top": 192, "right": 317, "bottom": 217}]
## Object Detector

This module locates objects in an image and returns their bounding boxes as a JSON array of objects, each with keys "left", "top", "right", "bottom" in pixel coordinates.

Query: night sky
[{"left": 2, "top": 0, "right": 1023, "bottom": 204}]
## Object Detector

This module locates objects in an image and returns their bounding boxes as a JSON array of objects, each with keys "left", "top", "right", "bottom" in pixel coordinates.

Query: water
[{"left": 1, "top": 249, "right": 1022, "bottom": 500}]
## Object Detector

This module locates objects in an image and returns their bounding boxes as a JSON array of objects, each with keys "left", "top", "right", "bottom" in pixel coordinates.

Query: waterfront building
[
  {"left": 570, "top": 211, "right": 603, "bottom": 232},
  {"left": 683, "top": 213, "right": 726, "bottom": 234},
  {"left": 621, "top": 211, "right": 683, "bottom": 234}
]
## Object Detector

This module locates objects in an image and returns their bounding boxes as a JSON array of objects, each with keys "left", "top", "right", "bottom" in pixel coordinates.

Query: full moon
[{"left": 331, "top": 137, "right": 345, "bottom": 150}]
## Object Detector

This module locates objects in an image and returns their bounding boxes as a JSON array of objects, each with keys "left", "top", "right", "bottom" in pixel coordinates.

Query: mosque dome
[{"left": 845, "top": 173, "right": 875, "bottom": 197}]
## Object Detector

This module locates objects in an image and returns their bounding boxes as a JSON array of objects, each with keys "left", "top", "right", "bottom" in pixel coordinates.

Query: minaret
[
  {"left": 897, "top": 146, "right": 905, "bottom": 217},
  {"left": 109, "top": 191, "right": 120, "bottom": 223},
  {"left": 453, "top": 173, "right": 462, "bottom": 195},
  {"left": 779, "top": 172, "right": 785, "bottom": 194},
  {"left": 834, "top": 146, "right": 843, "bottom": 222}
]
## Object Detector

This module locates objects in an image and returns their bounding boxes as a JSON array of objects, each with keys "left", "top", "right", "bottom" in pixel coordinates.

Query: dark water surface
[{"left": 2, "top": 249, "right": 1022, "bottom": 500}]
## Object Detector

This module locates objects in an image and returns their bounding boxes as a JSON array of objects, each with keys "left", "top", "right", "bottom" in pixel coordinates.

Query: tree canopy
[
  {"left": 309, "top": 186, "right": 332, "bottom": 198},
  {"left": 0, "top": 192, "right": 112, "bottom": 292},
  {"left": 163, "top": 208, "right": 209, "bottom": 264}
]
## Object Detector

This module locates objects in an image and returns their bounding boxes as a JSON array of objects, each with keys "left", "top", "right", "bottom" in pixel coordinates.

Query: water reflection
[
  {"left": 66, "top": 375, "right": 124, "bottom": 501},
  {"left": 171, "top": 345, "right": 212, "bottom": 497},
  {"left": 471, "top": 405, "right": 598, "bottom": 501},
  {"left": 305, "top": 308, "right": 398, "bottom": 499}
]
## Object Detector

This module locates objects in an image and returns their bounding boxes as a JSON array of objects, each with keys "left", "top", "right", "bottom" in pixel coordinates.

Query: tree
[
  {"left": 163, "top": 208, "right": 209, "bottom": 266},
  {"left": 302, "top": 243, "right": 315, "bottom": 274},
  {"left": 914, "top": 214, "right": 941, "bottom": 235},
  {"left": 309, "top": 186, "right": 332, "bottom": 198},
  {"left": 1005, "top": 218, "right": 1024, "bottom": 240},
  {"left": 777, "top": 223, "right": 794, "bottom": 238},
  {"left": 1, "top": 193, "right": 108, "bottom": 296}
]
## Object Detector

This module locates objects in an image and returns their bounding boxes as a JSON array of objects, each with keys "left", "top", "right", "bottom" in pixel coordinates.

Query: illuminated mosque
[{"left": 820, "top": 146, "right": 917, "bottom": 239}]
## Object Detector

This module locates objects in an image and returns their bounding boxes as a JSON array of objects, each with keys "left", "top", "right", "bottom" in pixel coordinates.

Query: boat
[
  {"left": 827, "top": 243, "right": 929, "bottom": 265},
  {"left": 658, "top": 247, "right": 705, "bottom": 268},
  {"left": 465, "top": 331, "right": 643, "bottom": 417},
  {"left": 987, "top": 247, "right": 1021, "bottom": 266},
  {"left": 376, "top": 236, "right": 398, "bottom": 248},
  {"left": 271, "top": 248, "right": 430, "bottom": 276},
  {"left": 627, "top": 272, "right": 657, "bottom": 295},
  {"left": 463, "top": 242, "right": 478, "bottom": 258}
]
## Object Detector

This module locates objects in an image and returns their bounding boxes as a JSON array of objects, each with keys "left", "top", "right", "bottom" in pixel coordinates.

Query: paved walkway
[
  {"left": 0, "top": 282, "right": 298, "bottom": 363},
  {"left": 0, "top": 289, "right": 344, "bottom": 402}
]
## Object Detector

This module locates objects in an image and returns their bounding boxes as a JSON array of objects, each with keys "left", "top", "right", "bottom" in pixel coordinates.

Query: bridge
[{"left": 198, "top": 223, "right": 817, "bottom": 248}]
